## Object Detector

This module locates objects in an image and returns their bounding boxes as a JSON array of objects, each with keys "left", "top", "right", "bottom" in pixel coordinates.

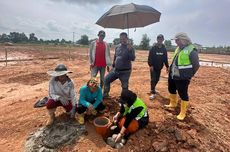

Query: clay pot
[{"left": 93, "top": 116, "right": 111, "bottom": 137}]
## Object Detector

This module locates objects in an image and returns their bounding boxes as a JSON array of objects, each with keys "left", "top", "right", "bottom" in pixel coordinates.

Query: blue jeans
[
  {"left": 91, "top": 66, "right": 106, "bottom": 88},
  {"left": 104, "top": 68, "right": 131, "bottom": 96}
]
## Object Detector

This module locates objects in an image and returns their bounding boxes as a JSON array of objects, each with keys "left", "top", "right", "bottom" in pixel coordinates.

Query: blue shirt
[{"left": 79, "top": 85, "right": 103, "bottom": 109}]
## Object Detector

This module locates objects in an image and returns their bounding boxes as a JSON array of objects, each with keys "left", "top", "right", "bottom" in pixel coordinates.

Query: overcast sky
[{"left": 0, "top": 0, "right": 229, "bottom": 47}]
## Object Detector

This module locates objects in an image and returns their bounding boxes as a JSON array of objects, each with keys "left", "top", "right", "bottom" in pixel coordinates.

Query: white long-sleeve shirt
[{"left": 48, "top": 77, "right": 78, "bottom": 106}]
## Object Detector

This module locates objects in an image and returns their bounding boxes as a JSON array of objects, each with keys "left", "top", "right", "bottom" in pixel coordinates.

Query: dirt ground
[{"left": 0, "top": 45, "right": 229, "bottom": 152}]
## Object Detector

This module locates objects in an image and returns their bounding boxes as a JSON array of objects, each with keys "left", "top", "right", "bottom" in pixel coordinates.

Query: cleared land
[{"left": 0, "top": 45, "right": 229, "bottom": 152}]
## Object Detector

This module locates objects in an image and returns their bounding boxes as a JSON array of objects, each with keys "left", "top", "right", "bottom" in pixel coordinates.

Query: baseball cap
[
  {"left": 157, "top": 34, "right": 164, "bottom": 39},
  {"left": 98, "top": 30, "right": 105, "bottom": 37}
]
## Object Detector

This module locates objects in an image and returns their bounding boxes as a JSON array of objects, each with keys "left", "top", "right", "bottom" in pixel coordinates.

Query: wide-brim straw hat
[{"left": 47, "top": 64, "right": 72, "bottom": 77}]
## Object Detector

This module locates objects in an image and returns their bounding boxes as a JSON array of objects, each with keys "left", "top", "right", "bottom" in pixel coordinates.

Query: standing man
[
  {"left": 103, "top": 32, "right": 135, "bottom": 98},
  {"left": 89, "top": 30, "right": 111, "bottom": 88},
  {"left": 148, "top": 34, "right": 169, "bottom": 100},
  {"left": 165, "top": 32, "right": 200, "bottom": 120}
]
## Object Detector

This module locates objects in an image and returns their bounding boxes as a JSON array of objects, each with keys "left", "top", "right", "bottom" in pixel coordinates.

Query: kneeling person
[
  {"left": 77, "top": 78, "right": 106, "bottom": 124},
  {"left": 46, "top": 64, "right": 78, "bottom": 125},
  {"left": 113, "top": 90, "right": 149, "bottom": 143}
]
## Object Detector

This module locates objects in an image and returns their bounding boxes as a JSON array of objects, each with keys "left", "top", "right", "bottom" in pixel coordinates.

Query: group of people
[
  {"left": 148, "top": 32, "right": 199, "bottom": 120},
  {"left": 44, "top": 30, "right": 200, "bottom": 144}
]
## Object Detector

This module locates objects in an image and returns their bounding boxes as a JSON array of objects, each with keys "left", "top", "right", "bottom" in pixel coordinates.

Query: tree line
[
  {"left": 0, "top": 32, "right": 171, "bottom": 50},
  {"left": 0, "top": 32, "right": 72, "bottom": 44},
  {"left": 1, "top": 32, "right": 229, "bottom": 53}
]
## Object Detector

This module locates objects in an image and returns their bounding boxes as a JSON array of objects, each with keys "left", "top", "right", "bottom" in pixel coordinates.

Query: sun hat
[
  {"left": 47, "top": 64, "right": 72, "bottom": 77},
  {"left": 171, "top": 32, "right": 191, "bottom": 41}
]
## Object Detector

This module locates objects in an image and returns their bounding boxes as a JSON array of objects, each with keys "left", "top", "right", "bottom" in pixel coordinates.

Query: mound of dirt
[
  {"left": 7, "top": 72, "right": 49, "bottom": 85},
  {"left": 25, "top": 121, "right": 86, "bottom": 152}
]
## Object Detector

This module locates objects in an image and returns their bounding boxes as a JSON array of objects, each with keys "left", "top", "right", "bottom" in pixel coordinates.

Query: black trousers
[
  {"left": 138, "top": 115, "right": 149, "bottom": 129},
  {"left": 77, "top": 102, "right": 106, "bottom": 114},
  {"left": 150, "top": 69, "right": 161, "bottom": 94},
  {"left": 168, "top": 76, "right": 190, "bottom": 101}
]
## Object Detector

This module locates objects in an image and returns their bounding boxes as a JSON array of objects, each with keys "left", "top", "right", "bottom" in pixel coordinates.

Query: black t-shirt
[{"left": 148, "top": 44, "right": 169, "bottom": 70}]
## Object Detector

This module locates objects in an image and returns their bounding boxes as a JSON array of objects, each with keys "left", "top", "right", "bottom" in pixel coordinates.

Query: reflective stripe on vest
[
  {"left": 123, "top": 98, "right": 147, "bottom": 120},
  {"left": 178, "top": 65, "right": 193, "bottom": 69},
  {"left": 173, "top": 44, "right": 195, "bottom": 67}
]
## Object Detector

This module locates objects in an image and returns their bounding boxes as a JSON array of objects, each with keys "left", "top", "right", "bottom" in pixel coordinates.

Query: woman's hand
[
  {"left": 113, "top": 112, "right": 120, "bottom": 123},
  {"left": 115, "top": 132, "right": 123, "bottom": 142}
]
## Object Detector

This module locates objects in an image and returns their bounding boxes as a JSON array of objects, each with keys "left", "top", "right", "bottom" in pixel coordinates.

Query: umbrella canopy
[{"left": 96, "top": 3, "right": 161, "bottom": 30}]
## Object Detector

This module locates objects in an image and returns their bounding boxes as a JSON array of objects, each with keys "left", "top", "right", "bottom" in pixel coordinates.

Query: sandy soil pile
[{"left": 0, "top": 46, "right": 229, "bottom": 152}]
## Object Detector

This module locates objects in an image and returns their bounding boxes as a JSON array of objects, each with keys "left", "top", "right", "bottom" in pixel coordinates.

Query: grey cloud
[
  {"left": 50, "top": 0, "right": 121, "bottom": 5},
  {"left": 0, "top": 25, "right": 11, "bottom": 32},
  {"left": 46, "top": 21, "right": 60, "bottom": 32}
]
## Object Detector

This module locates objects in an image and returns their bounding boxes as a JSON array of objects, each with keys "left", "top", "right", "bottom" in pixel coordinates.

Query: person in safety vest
[
  {"left": 165, "top": 32, "right": 200, "bottom": 120},
  {"left": 112, "top": 90, "right": 149, "bottom": 143}
]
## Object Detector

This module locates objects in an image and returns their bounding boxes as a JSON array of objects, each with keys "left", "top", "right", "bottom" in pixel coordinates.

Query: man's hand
[
  {"left": 127, "top": 43, "right": 133, "bottom": 50},
  {"left": 166, "top": 67, "right": 169, "bottom": 73},
  {"left": 90, "top": 64, "right": 94, "bottom": 71},
  {"left": 150, "top": 66, "right": 154, "bottom": 72},
  {"left": 106, "top": 66, "right": 110, "bottom": 72},
  {"left": 112, "top": 112, "right": 120, "bottom": 123}
]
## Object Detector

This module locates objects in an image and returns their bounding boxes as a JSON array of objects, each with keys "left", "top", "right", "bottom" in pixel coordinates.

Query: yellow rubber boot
[
  {"left": 77, "top": 113, "right": 85, "bottom": 125},
  {"left": 177, "top": 100, "right": 189, "bottom": 120},
  {"left": 165, "top": 93, "right": 178, "bottom": 108},
  {"left": 46, "top": 109, "right": 56, "bottom": 125}
]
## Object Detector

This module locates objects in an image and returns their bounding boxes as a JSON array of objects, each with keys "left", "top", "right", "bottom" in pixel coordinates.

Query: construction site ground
[{"left": 0, "top": 45, "right": 229, "bottom": 152}]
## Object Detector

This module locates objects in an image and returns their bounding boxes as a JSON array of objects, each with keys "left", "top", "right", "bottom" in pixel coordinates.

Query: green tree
[
  {"left": 164, "top": 40, "right": 172, "bottom": 49},
  {"left": 20, "top": 33, "right": 29, "bottom": 42},
  {"left": 60, "top": 38, "right": 66, "bottom": 44},
  {"left": 29, "top": 33, "right": 38, "bottom": 42},
  {"left": 8, "top": 32, "right": 28, "bottom": 43},
  {"left": 113, "top": 38, "right": 120, "bottom": 45},
  {"left": 0, "top": 33, "right": 10, "bottom": 42},
  {"left": 139, "top": 34, "right": 150, "bottom": 50},
  {"left": 77, "top": 35, "right": 89, "bottom": 45}
]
